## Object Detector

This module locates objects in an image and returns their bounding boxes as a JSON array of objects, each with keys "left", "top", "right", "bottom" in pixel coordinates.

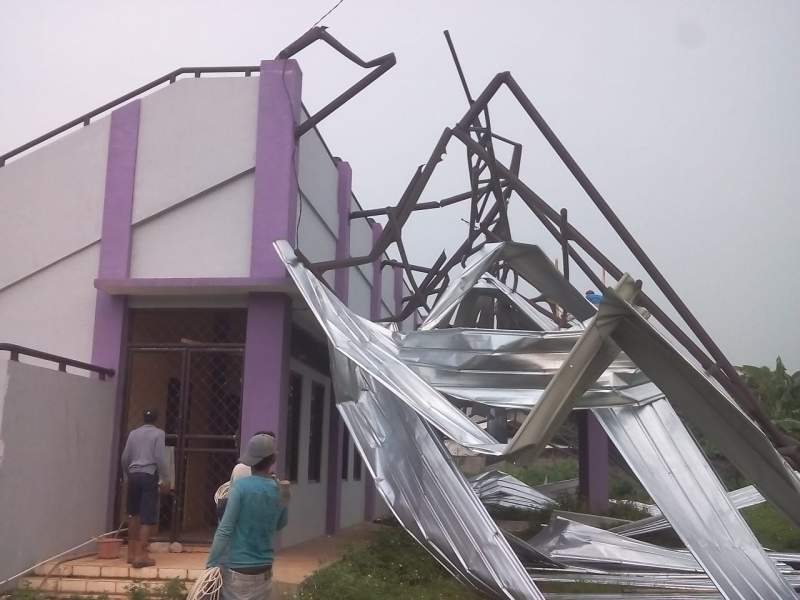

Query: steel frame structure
[{"left": 281, "top": 27, "right": 799, "bottom": 469}]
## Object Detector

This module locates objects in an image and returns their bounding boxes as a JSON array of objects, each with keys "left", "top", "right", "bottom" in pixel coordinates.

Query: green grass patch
[
  {"left": 504, "top": 457, "right": 578, "bottom": 487},
  {"left": 743, "top": 503, "right": 800, "bottom": 551},
  {"left": 293, "top": 526, "right": 484, "bottom": 600}
]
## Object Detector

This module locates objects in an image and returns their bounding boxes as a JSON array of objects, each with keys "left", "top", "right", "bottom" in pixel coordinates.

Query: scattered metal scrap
[
  {"left": 470, "top": 470, "right": 557, "bottom": 513},
  {"left": 270, "top": 26, "right": 800, "bottom": 600}
]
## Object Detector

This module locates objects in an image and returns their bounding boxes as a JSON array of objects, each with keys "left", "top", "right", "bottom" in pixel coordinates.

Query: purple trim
[
  {"left": 333, "top": 160, "right": 352, "bottom": 300},
  {"left": 91, "top": 100, "right": 140, "bottom": 367},
  {"left": 326, "top": 160, "right": 352, "bottom": 534},
  {"left": 578, "top": 411, "right": 609, "bottom": 513},
  {"left": 393, "top": 265, "right": 403, "bottom": 323},
  {"left": 241, "top": 295, "right": 291, "bottom": 455},
  {"left": 369, "top": 221, "right": 384, "bottom": 320},
  {"left": 90, "top": 100, "right": 140, "bottom": 530},
  {"left": 242, "top": 60, "right": 302, "bottom": 486},
  {"left": 94, "top": 276, "right": 292, "bottom": 296},
  {"left": 363, "top": 221, "right": 384, "bottom": 522},
  {"left": 250, "top": 59, "right": 302, "bottom": 277}
]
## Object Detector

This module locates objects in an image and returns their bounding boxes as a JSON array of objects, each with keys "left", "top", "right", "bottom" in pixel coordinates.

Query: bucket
[{"left": 96, "top": 537, "right": 123, "bottom": 560}]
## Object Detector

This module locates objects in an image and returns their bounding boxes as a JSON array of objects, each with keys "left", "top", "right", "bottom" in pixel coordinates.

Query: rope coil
[{"left": 186, "top": 566, "right": 223, "bottom": 600}]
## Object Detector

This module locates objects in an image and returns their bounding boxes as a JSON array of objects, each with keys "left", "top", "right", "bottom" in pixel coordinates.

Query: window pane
[
  {"left": 307, "top": 382, "right": 325, "bottom": 482},
  {"left": 341, "top": 425, "right": 350, "bottom": 480},
  {"left": 286, "top": 372, "right": 303, "bottom": 482},
  {"left": 353, "top": 443, "right": 362, "bottom": 481}
]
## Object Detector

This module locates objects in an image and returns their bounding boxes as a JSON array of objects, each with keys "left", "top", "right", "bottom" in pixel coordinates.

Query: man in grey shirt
[{"left": 121, "top": 409, "right": 171, "bottom": 568}]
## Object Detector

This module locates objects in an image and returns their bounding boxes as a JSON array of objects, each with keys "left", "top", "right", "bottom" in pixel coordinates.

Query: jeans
[{"left": 221, "top": 568, "right": 272, "bottom": 600}]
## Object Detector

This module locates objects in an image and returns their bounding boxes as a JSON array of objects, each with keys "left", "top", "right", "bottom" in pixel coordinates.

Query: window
[
  {"left": 286, "top": 372, "right": 303, "bottom": 482},
  {"left": 353, "top": 442, "right": 363, "bottom": 481},
  {"left": 307, "top": 382, "right": 325, "bottom": 482},
  {"left": 341, "top": 425, "right": 350, "bottom": 480}
]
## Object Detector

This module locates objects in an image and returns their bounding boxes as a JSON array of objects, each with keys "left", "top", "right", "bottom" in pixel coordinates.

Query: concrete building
[{"left": 0, "top": 58, "right": 412, "bottom": 579}]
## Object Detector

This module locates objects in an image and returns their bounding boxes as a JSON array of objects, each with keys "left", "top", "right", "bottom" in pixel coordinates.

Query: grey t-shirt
[{"left": 121, "top": 424, "right": 170, "bottom": 485}]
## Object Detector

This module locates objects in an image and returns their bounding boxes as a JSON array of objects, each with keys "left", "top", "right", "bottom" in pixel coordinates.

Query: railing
[
  {"left": 0, "top": 343, "right": 115, "bottom": 379},
  {"left": 0, "top": 66, "right": 260, "bottom": 167}
]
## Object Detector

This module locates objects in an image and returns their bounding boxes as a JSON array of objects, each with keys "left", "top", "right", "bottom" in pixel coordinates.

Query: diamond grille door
[
  {"left": 120, "top": 309, "right": 246, "bottom": 541},
  {"left": 179, "top": 350, "right": 243, "bottom": 539}
]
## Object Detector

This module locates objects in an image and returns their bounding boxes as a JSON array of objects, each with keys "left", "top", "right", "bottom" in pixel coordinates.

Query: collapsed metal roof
[{"left": 273, "top": 27, "right": 800, "bottom": 599}]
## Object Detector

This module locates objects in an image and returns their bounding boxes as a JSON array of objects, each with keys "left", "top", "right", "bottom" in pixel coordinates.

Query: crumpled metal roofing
[
  {"left": 275, "top": 240, "right": 800, "bottom": 599},
  {"left": 529, "top": 516, "right": 702, "bottom": 572},
  {"left": 276, "top": 241, "right": 549, "bottom": 599},
  {"left": 470, "top": 470, "right": 557, "bottom": 512},
  {"left": 611, "top": 485, "right": 766, "bottom": 538}
]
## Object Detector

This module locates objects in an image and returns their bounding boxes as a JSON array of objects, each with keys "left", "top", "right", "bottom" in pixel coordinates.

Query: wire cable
[{"left": 311, "top": 0, "right": 345, "bottom": 28}]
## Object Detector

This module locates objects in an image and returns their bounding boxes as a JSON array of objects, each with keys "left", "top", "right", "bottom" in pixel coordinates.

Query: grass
[
  {"left": 503, "top": 457, "right": 578, "bottom": 487},
  {"left": 743, "top": 503, "right": 800, "bottom": 551},
  {"left": 3, "top": 578, "right": 186, "bottom": 600},
  {"left": 293, "top": 526, "right": 484, "bottom": 600}
]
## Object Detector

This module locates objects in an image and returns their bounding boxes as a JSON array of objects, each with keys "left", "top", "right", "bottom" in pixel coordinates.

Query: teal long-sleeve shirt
[{"left": 206, "top": 475, "right": 288, "bottom": 568}]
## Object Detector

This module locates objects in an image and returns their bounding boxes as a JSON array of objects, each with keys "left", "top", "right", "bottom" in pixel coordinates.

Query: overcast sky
[{"left": 2, "top": 1, "right": 798, "bottom": 369}]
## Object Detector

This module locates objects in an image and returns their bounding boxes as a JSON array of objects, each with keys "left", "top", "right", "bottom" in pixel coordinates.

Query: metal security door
[
  {"left": 120, "top": 347, "right": 243, "bottom": 541},
  {"left": 175, "top": 349, "right": 243, "bottom": 541}
]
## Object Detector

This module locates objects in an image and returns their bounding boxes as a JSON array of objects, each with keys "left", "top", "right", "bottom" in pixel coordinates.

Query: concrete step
[
  {"left": 22, "top": 576, "right": 187, "bottom": 597},
  {"left": 31, "top": 562, "right": 205, "bottom": 580},
  {"left": 21, "top": 576, "right": 298, "bottom": 599}
]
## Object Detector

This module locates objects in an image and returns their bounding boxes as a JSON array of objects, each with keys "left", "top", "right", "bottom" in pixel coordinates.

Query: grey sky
[{"left": 2, "top": 1, "right": 798, "bottom": 369}]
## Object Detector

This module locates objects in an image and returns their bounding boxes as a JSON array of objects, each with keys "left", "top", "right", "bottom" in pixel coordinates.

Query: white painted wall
[
  {"left": 281, "top": 361, "right": 331, "bottom": 547},
  {"left": 0, "top": 116, "right": 109, "bottom": 291},
  {"left": 298, "top": 121, "right": 339, "bottom": 236},
  {"left": 0, "top": 244, "right": 100, "bottom": 363},
  {"left": 339, "top": 438, "right": 366, "bottom": 528},
  {"left": 0, "top": 359, "right": 116, "bottom": 588},
  {"left": 130, "top": 174, "right": 254, "bottom": 278},
  {"left": 297, "top": 198, "right": 337, "bottom": 288},
  {"left": 350, "top": 208, "right": 374, "bottom": 289},
  {"left": 132, "top": 77, "right": 259, "bottom": 224},
  {"left": 349, "top": 269, "right": 372, "bottom": 318}
]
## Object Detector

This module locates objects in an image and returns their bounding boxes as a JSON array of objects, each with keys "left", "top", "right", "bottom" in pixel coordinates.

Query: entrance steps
[
  {"left": 21, "top": 547, "right": 209, "bottom": 599},
  {"left": 19, "top": 524, "right": 380, "bottom": 599}
]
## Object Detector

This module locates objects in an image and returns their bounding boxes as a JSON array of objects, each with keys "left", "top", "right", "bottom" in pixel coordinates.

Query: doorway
[{"left": 118, "top": 309, "right": 246, "bottom": 542}]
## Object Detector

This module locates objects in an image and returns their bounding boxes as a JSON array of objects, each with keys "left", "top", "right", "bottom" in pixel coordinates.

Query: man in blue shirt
[
  {"left": 207, "top": 433, "right": 288, "bottom": 600},
  {"left": 121, "top": 408, "right": 171, "bottom": 568}
]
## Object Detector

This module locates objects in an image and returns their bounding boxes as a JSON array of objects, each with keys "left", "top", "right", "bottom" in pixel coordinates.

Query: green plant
[
  {"left": 741, "top": 357, "right": 800, "bottom": 436},
  {"left": 155, "top": 578, "right": 187, "bottom": 600},
  {"left": 294, "top": 527, "right": 484, "bottom": 599},
  {"left": 127, "top": 582, "right": 151, "bottom": 600},
  {"left": 7, "top": 583, "right": 45, "bottom": 600}
]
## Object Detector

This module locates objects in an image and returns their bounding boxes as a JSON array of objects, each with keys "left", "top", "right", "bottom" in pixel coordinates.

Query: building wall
[
  {"left": 0, "top": 244, "right": 100, "bottom": 363},
  {"left": 339, "top": 439, "right": 367, "bottom": 528},
  {"left": 0, "top": 71, "right": 401, "bottom": 551},
  {"left": 0, "top": 359, "right": 116, "bottom": 587},
  {"left": 132, "top": 78, "right": 259, "bottom": 224},
  {"left": 281, "top": 360, "right": 331, "bottom": 547},
  {"left": 130, "top": 174, "right": 254, "bottom": 278},
  {"left": 0, "top": 117, "right": 110, "bottom": 292}
]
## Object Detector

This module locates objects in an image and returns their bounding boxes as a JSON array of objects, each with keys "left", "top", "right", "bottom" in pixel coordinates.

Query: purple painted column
[
  {"left": 241, "top": 59, "right": 302, "bottom": 473},
  {"left": 394, "top": 265, "right": 403, "bottom": 323},
  {"left": 250, "top": 59, "right": 302, "bottom": 272},
  {"left": 91, "top": 100, "right": 141, "bottom": 526},
  {"left": 91, "top": 100, "right": 140, "bottom": 368},
  {"left": 578, "top": 411, "right": 609, "bottom": 513},
  {"left": 325, "top": 159, "right": 352, "bottom": 534},
  {"left": 363, "top": 221, "right": 384, "bottom": 522}
]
